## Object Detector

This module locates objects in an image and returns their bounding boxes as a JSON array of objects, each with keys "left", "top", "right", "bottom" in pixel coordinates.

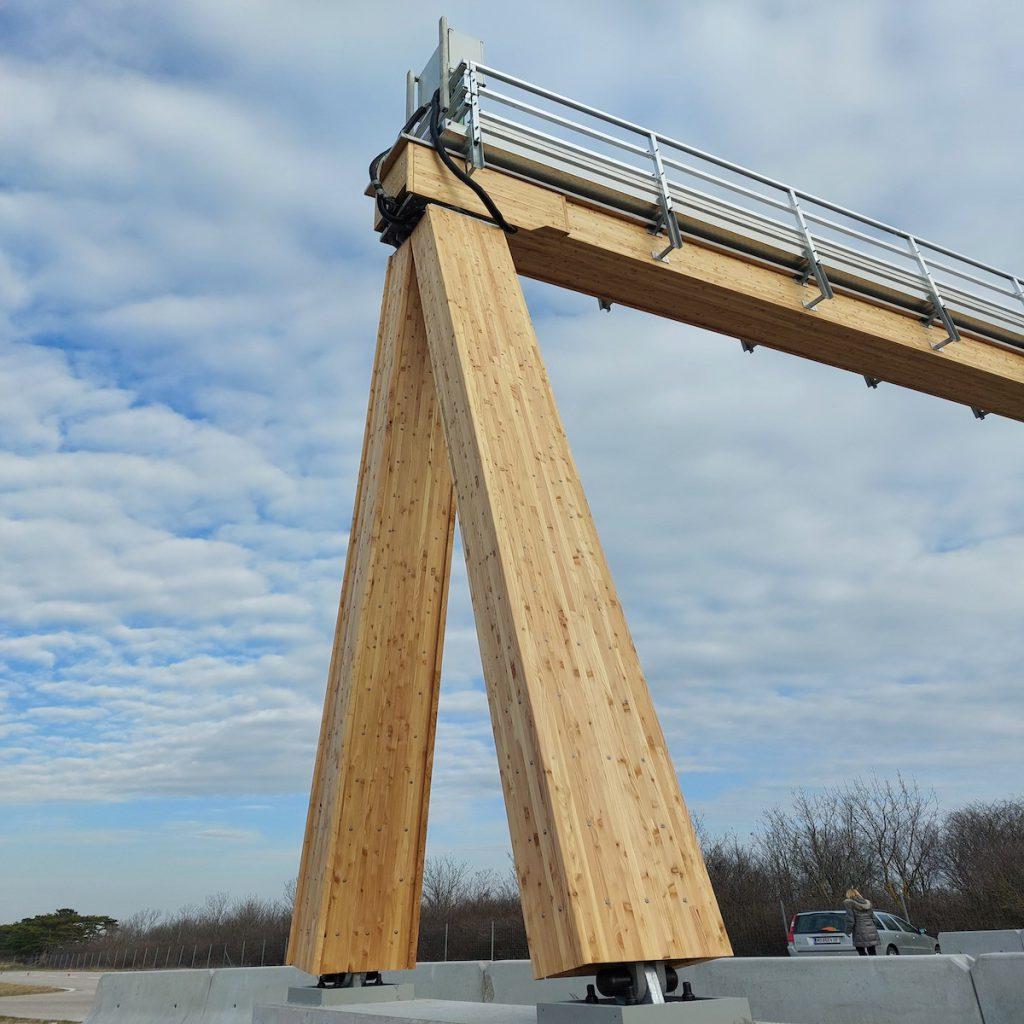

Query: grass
[
  {"left": 0, "top": 1018, "right": 77, "bottom": 1024},
  {"left": 0, "top": 985, "right": 64, "bottom": 998}
]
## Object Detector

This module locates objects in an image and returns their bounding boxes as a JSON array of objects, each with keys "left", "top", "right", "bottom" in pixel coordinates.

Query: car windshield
[{"left": 795, "top": 912, "right": 847, "bottom": 934}]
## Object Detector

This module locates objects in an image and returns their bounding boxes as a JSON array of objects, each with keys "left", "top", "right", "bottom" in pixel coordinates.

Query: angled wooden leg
[
  {"left": 288, "top": 242, "right": 456, "bottom": 975},
  {"left": 412, "top": 206, "right": 731, "bottom": 979}
]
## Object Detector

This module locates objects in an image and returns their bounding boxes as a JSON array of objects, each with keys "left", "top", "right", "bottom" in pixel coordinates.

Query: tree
[
  {"left": 847, "top": 774, "right": 941, "bottom": 916},
  {"left": 0, "top": 908, "right": 118, "bottom": 958},
  {"left": 421, "top": 855, "right": 471, "bottom": 916},
  {"left": 941, "top": 799, "right": 1024, "bottom": 920},
  {"left": 757, "top": 788, "right": 879, "bottom": 906}
]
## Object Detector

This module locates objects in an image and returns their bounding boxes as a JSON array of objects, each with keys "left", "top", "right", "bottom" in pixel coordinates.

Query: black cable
[
  {"left": 367, "top": 89, "right": 517, "bottom": 239},
  {"left": 427, "top": 89, "right": 516, "bottom": 235},
  {"left": 369, "top": 102, "right": 430, "bottom": 226}
]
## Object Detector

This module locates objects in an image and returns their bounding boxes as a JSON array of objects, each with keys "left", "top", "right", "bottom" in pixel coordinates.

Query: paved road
[{"left": 0, "top": 970, "right": 100, "bottom": 1022}]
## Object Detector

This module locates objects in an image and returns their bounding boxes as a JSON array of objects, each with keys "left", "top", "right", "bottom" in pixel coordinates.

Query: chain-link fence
[
  {"left": 34, "top": 902, "right": 1024, "bottom": 971},
  {"left": 38, "top": 911, "right": 778, "bottom": 970},
  {"left": 37, "top": 937, "right": 290, "bottom": 971}
]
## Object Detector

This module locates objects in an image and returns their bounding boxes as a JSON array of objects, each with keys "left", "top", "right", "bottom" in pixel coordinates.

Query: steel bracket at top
[
  {"left": 788, "top": 188, "right": 834, "bottom": 310},
  {"left": 907, "top": 235, "right": 960, "bottom": 350},
  {"left": 647, "top": 133, "right": 683, "bottom": 262}
]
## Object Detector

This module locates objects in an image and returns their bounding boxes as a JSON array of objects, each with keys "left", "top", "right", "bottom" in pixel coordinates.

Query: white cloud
[{"left": 0, "top": 0, "right": 1021, "bottom": 918}]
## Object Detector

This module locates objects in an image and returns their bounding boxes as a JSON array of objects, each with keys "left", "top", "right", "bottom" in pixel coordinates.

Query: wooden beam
[
  {"left": 412, "top": 205, "right": 731, "bottom": 980},
  {"left": 288, "top": 243, "right": 456, "bottom": 976},
  {"left": 384, "top": 141, "right": 1024, "bottom": 423}
]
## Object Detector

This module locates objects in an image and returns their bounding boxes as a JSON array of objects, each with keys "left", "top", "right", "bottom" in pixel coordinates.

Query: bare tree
[
  {"left": 941, "top": 799, "right": 1024, "bottom": 919},
  {"left": 757, "top": 788, "right": 879, "bottom": 907},
  {"left": 282, "top": 878, "right": 297, "bottom": 911},
  {"left": 847, "top": 774, "right": 941, "bottom": 917},
  {"left": 421, "top": 855, "right": 471, "bottom": 915}
]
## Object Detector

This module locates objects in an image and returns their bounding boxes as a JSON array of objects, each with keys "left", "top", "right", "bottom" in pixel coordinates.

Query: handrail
[{"left": 443, "top": 60, "right": 1024, "bottom": 352}]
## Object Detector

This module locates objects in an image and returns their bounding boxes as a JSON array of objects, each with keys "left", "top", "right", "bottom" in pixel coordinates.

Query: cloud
[{"left": 0, "top": 0, "right": 1021, "bottom": 918}]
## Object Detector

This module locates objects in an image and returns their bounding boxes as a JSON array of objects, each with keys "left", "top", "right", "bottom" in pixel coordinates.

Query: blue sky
[{"left": 1, "top": 0, "right": 1022, "bottom": 922}]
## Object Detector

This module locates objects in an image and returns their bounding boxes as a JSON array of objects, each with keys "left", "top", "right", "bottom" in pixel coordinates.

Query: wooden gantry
[{"left": 289, "top": 139, "right": 1024, "bottom": 983}]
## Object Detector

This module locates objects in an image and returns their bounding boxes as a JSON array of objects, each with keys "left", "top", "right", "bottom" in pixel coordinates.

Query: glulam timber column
[
  {"left": 288, "top": 244, "right": 456, "bottom": 976},
  {"left": 412, "top": 205, "right": 731, "bottom": 979}
]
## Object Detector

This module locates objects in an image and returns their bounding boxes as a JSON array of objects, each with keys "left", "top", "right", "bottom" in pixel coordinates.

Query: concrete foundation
[
  {"left": 84, "top": 953, "right": 1024, "bottom": 1024},
  {"left": 537, "top": 998, "right": 753, "bottom": 1024},
  {"left": 482, "top": 964, "right": 595, "bottom": 1006},
  {"left": 381, "top": 963, "right": 488, "bottom": 1003},
  {"left": 253, "top": 999, "right": 536, "bottom": 1024},
  {"left": 288, "top": 986, "right": 415, "bottom": 1007},
  {"left": 970, "top": 953, "right": 1024, "bottom": 1024},
  {"left": 86, "top": 966, "right": 314, "bottom": 1024},
  {"left": 677, "top": 955, "right": 982, "bottom": 1024},
  {"left": 937, "top": 928, "right": 1024, "bottom": 955}
]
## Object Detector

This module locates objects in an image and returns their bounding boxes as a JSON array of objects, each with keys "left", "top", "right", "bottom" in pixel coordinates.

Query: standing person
[{"left": 844, "top": 888, "right": 880, "bottom": 956}]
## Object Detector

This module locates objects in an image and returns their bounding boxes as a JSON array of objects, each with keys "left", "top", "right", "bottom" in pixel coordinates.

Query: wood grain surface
[
  {"left": 288, "top": 243, "right": 456, "bottom": 975},
  {"left": 412, "top": 205, "right": 731, "bottom": 978}
]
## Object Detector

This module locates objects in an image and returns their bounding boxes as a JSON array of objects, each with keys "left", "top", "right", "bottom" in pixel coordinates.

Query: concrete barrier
[
  {"left": 204, "top": 967, "right": 315, "bottom": 1024},
  {"left": 93, "top": 954, "right": 1024, "bottom": 1024},
  {"left": 970, "top": 952, "right": 1024, "bottom": 1024},
  {"left": 87, "top": 967, "right": 314, "bottom": 1024},
  {"left": 381, "top": 962, "right": 488, "bottom": 1002},
  {"left": 938, "top": 928, "right": 1024, "bottom": 955},
  {"left": 255, "top": 1000, "right": 538, "bottom": 1024},
  {"left": 483, "top": 961, "right": 595, "bottom": 1005},
  {"left": 676, "top": 954, "right": 983, "bottom": 1024},
  {"left": 86, "top": 968, "right": 214, "bottom": 1024}
]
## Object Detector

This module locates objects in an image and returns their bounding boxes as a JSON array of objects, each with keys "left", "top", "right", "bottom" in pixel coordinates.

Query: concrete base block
[
  {"left": 382, "top": 963, "right": 488, "bottom": 1003},
  {"left": 254, "top": 998, "right": 536, "bottom": 1024},
  {"left": 970, "top": 953, "right": 1024, "bottom": 1024},
  {"left": 288, "top": 986, "right": 415, "bottom": 1007},
  {"left": 537, "top": 999, "right": 753, "bottom": 1024}
]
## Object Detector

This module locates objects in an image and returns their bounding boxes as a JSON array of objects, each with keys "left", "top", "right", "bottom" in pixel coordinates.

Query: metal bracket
[
  {"left": 318, "top": 972, "right": 384, "bottom": 989},
  {"left": 788, "top": 188, "right": 833, "bottom": 310},
  {"left": 907, "top": 235, "right": 960, "bottom": 350},
  {"left": 598, "top": 298, "right": 613, "bottom": 312},
  {"left": 463, "top": 63, "right": 485, "bottom": 172},
  {"left": 593, "top": 962, "right": 678, "bottom": 1005},
  {"left": 1011, "top": 275, "right": 1024, "bottom": 313},
  {"left": 864, "top": 375, "right": 880, "bottom": 389},
  {"left": 972, "top": 406, "right": 988, "bottom": 420},
  {"left": 740, "top": 339, "right": 756, "bottom": 353},
  {"left": 647, "top": 133, "right": 683, "bottom": 262}
]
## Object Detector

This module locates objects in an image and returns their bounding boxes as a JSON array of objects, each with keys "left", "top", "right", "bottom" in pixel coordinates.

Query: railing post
[
  {"left": 907, "top": 234, "right": 960, "bottom": 349},
  {"left": 647, "top": 132, "right": 683, "bottom": 262},
  {"left": 463, "top": 63, "right": 485, "bottom": 171},
  {"left": 787, "top": 188, "right": 833, "bottom": 310}
]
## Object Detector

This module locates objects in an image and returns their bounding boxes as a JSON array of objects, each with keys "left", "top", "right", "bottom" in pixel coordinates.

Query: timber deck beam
[{"left": 375, "top": 138, "right": 1024, "bottom": 424}]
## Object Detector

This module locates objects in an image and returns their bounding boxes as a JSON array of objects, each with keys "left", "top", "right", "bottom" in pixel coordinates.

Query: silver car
[{"left": 787, "top": 909, "right": 941, "bottom": 956}]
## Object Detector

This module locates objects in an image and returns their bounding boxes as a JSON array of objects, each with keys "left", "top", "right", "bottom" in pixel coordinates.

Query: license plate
[{"left": 813, "top": 936, "right": 842, "bottom": 945}]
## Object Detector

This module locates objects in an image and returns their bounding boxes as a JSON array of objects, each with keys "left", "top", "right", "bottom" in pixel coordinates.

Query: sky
[{"left": 0, "top": 0, "right": 1022, "bottom": 923}]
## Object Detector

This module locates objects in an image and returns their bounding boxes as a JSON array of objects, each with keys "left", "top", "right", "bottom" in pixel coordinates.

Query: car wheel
[{"left": 886, "top": 945, "right": 899, "bottom": 956}]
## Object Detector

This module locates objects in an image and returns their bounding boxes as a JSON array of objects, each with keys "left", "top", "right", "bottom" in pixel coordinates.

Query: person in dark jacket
[{"left": 845, "top": 888, "right": 880, "bottom": 955}]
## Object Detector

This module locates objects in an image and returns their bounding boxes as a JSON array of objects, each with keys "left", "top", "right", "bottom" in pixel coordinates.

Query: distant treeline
[{"left": 20, "top": 777, "right": 1024, "bottom": 965}]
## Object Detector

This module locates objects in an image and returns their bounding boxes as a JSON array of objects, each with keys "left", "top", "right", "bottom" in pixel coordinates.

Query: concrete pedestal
[
  {"left": 254, "top": 999, "right": 536, "bottom": 1024},
  {"left": 537, "top": 999, "right": 752, "bottom": 1024},
  {"left": 253, "top": 997, "right": 759, "bottom": 1024},
  {"left": 287, "top": 985, "right": 415, "bottom": 1006}
]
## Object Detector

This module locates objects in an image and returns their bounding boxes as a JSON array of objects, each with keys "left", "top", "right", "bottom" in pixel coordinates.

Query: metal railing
[{"left": 419, "top": 60, "right": 1024, "bottom": 354}]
